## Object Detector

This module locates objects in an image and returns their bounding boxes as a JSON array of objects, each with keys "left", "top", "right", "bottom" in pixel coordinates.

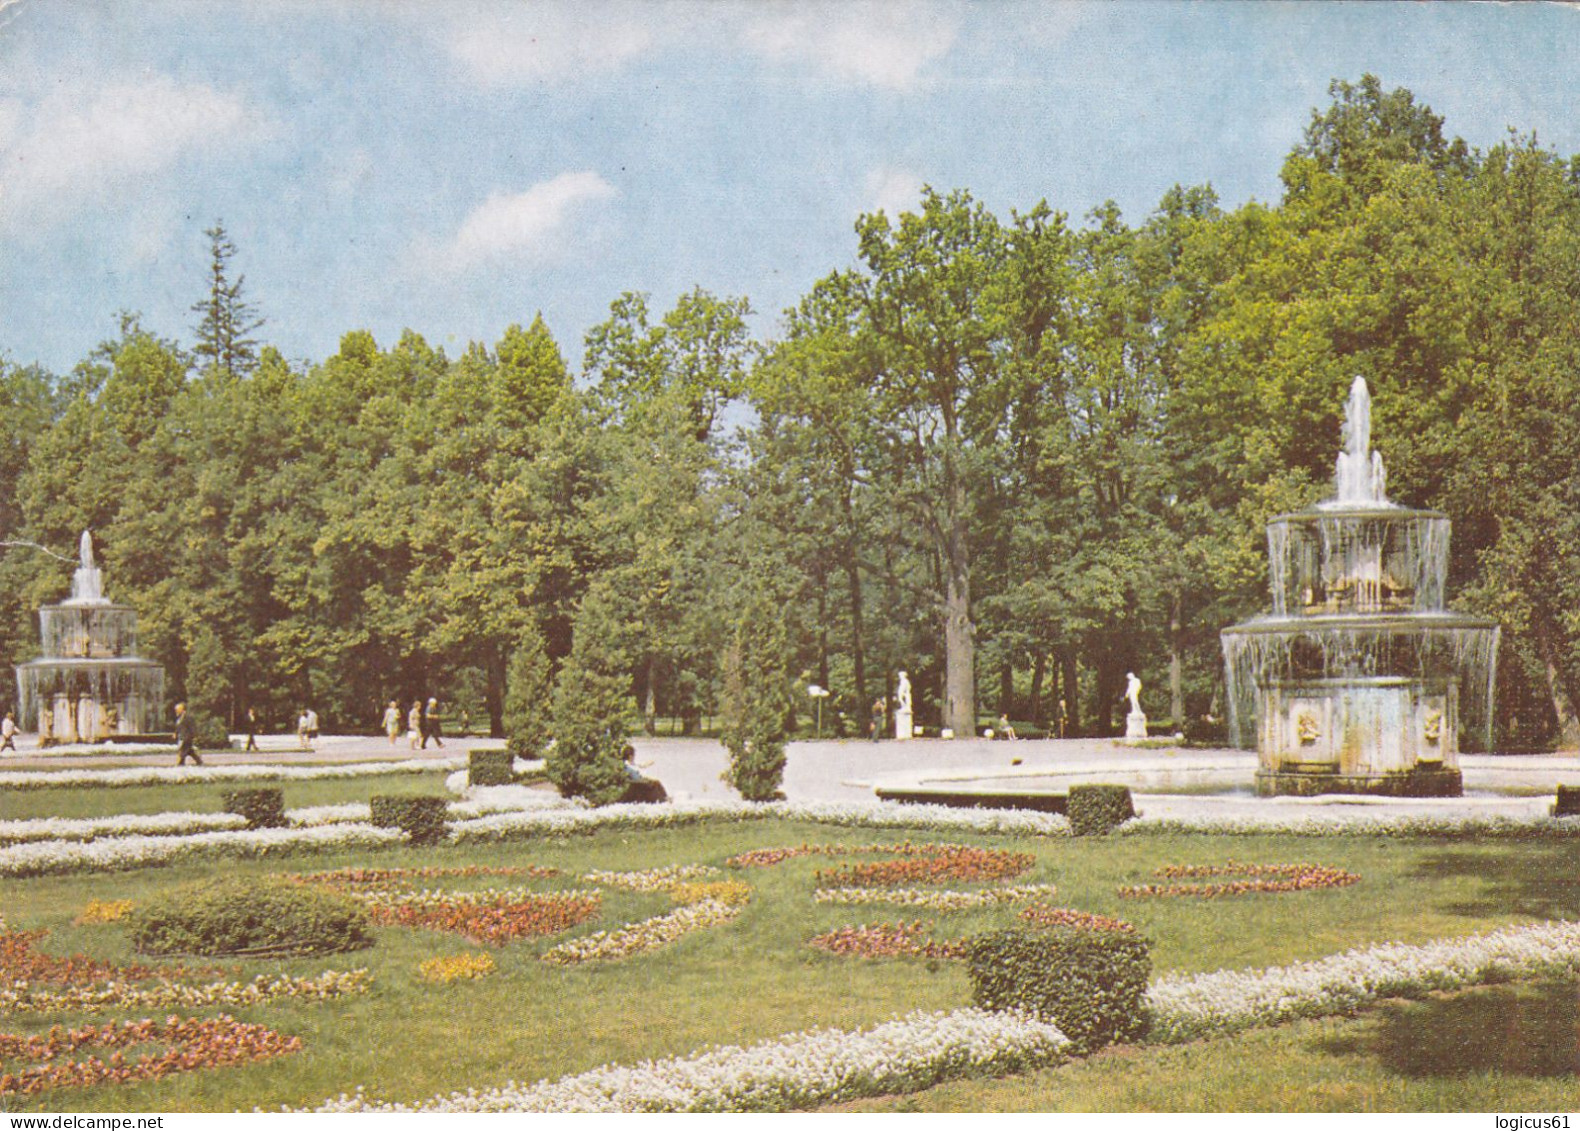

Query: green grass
[
  {"left": 1, "top": 822, "right": 1577, "bottom": 1112},
  {"left": 0, "top": 773, "right": 452, "bottom": 822},
  {"left": 830, "top": 980, "right": 1579, "bottom": 1112}
]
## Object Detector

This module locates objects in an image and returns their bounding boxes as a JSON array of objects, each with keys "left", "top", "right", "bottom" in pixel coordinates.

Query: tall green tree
[{"left": 191, "top": 222, "right": 265, "bottom": 378}]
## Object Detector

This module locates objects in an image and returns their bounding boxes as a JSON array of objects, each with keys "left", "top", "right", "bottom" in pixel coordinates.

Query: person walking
[
  {"left": 304, "top": 707, "right": 319, "bottom": 749},
  {"left": 383, "top": 700, "right": 402, "bottom": 745},
  {"left": 407, "top": 699, "right": 422, "bottom": 750},
  {"left": 422, "top": 697, "right": 444, "bottom": 749},
  {"left": 174, "top": 702, "right": 201, "bottom": 766},
  {"left": 244, "top": 707, "right": 260, "bottom": 752},
  {"left": 0, "top": 710, "right": 16, "bottom": 753},
  {"left": 870, "top": 696, "right": 887, "bottom": 743},
  {"left": 296, "top": 709, "right": 312, "bottom": 751}
]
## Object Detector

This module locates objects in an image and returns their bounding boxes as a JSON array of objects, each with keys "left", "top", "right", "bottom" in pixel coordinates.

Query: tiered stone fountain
[
  {"left": 1221, "top": 378, "right": 1500, "bottom": 796},
  {"left": 15, "top": 532, "right": 166, "bottom": 744}
]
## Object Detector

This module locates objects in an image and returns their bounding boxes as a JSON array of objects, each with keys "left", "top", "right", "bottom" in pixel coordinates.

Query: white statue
[
  {"left": 894, "top": 671, "right": 914, "bottom": 741},
  {"left": 1123, "top": 671, "right": 1148, "bottom": 741}
]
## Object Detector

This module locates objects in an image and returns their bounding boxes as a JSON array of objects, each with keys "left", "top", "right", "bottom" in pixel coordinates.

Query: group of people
[{"left": 384, "top": 698, "right": 445, "bottom": 750}]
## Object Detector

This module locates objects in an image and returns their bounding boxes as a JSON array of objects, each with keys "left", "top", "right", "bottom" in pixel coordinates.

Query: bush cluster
[
  {"left": 1067, "top": 784, "right": 1135, "bottom": 836},
  {"left": 370, "top": 795, "right": 450, "bottom": 845},
  {"left": 128, "top": 876, "right": 373, "bottom": 957},
  {"left": 1554, "top": 785, "right": 1580, "bottom": 818},
  {"left": 191, "top": 711, "right": 234, "bottom": 752},
  {"left": 222, "top": 788, "right": 286, "bottom": 829},
  {"left": 468, "top": 750, "right": 515, "bottom": 788},
  {"left": 966, "top": 925, "right": 1151, "bottom": 1052}
]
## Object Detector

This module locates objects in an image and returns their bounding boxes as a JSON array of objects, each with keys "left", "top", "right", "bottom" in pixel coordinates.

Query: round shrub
[
  {"left": 129, "top": 876, "right": 373, "bottom": 957},
  {"left": 222, "top": 788, "right": 286, "bottom": 829},
  {"left": 1067, "top": 784, "right": 1136, "bottom": 837}
]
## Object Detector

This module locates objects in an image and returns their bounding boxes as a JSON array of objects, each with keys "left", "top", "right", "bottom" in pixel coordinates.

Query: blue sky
[{"left": 2, "top": 0, "right": 1578, "bottom": 377}]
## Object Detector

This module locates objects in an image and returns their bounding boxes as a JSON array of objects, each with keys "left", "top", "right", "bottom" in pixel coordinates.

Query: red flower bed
[
  {"left": 815, "top": 846, "right": 1035, "bottom": 889},
  {"left": 365, "top": 892, "right": 601, "bottom": 947},
  {"left": 808, "top": 923, "right": 968, "bottom": 960},
  {"left": 0, "top": 1015, "right": 299, "bottom": 1096},
  {"left": 0, "top": 930, "right": 203, "bottom": 986},
  {"left": 1119, "top": 862, "right": 1361, "bottom": 899},
  {"left": 1018, "top": 905, "right": 1136, "bottom": 932}
]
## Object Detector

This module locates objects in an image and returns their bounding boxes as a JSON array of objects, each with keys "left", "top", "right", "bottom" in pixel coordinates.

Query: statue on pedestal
[
  {"left": 894, "top": 671, "right": 914, "bottom": 741},
  {"left": 1123, "top": 671, "right": 1148, "bottom": 740}
]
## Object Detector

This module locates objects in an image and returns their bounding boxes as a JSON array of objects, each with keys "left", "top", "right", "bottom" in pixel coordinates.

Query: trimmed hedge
[
  {"left": 129, "top": 876, "right": 372, "bottom": 957},
  {"left": 1555, "top": 785, "right": 1580, "bottom": 818},
  {"left": 1067, "top": 784, "right": 1135, "bottom": 836},
  {"left": 221, "top": 787, "right": 286, "bottom": 829},
  {"left": 966, "top": 924, "right": 1151, "bottom": 1052},
  {"left": 469, "top": 750, "right": 515, "bottom": 788},
  {"left": 370, "top": 794, "right": 450, "bottom": 845}
]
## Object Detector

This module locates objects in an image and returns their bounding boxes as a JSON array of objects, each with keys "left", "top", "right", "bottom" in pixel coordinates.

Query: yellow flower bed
[
  {"left": 418, "top": 953, "right": 496, "bottom": 983},
  {"left": 670, "top": 880, "right": 752, "bottom": 908},
  {"left": 74, "top": 900, "right": 135, "bottom": 925}
]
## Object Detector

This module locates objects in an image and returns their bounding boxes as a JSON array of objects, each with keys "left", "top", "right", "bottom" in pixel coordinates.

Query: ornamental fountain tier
[
  {"left": 1220, "top": 378, "right": 1499, "bottom": 797},
  {"left": 15, "top": 531, "right": 166, "bottom": 744}
]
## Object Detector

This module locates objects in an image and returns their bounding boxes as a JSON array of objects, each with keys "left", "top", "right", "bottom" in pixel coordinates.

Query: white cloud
[
  {"left": 864, "top": 167, "right": 924, "bottom": 219},
  {"left": 0, "top": 75, "right": 266, "bottom": 233},
  {"left": 428, "top": 171, "right": 617, "bottom": 273},
  {"left": 738, "top": 1, "right": 959, "bottom": 91}
]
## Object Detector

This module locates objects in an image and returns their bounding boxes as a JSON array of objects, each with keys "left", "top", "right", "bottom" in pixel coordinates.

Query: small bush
[
  {"left": 468, "top": 750, "right": 515, "bottom": 788},
  {"left": 370, "top": 794, "right": 450, "bottom": 845},
  {"left": 222, "top": 788, "right": 286, "bottom": 829},
  {"left": 1068, "top": 784, "right": 1135, "bottom": 836},
  {"left": 192, "top": 711, "right": 234, "bottom": 752},
  {"left": 129, "top": 876, "right": 372, "bottom": 957},
  {"left": 967, "top": 925, "right": 1151, "bottom": 1052},
  {"left": 1555, "top": 785, "right": 1580, "bottom": 818}
]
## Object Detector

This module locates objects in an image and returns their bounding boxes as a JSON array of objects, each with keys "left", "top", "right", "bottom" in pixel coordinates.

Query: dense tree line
[{"left": 4, "top": 79, "right": 1580, "bottom": 774}]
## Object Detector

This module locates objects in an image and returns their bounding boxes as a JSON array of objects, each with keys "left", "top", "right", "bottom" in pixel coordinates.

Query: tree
[
  {"left": 191, "top": 222, "right": 265, "bottom": 378},
  {"left": 502, "top": 622, "right": 553, "bottom": 759},
  {"left": 548, "top": 580, "right": 637, "bottom": 804},
  {"left": 720, "top": 582, "right": 793, "bottom": 801}
]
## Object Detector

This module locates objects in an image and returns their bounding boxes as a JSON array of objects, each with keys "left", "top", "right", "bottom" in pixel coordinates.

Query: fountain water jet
[
  {"left": 15, "top": 532, "right": 166, "bottom": 744},
  {"left": 1221, "top": 378, "right": 1499, "bottom": 796}
]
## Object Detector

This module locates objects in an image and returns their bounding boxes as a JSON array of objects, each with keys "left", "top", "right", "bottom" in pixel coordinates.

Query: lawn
[
  {"left": 1, "top": 819, "right": 1576, "bottom": 1112},
  {"left": 0, "top": 772, "right": 452, "bottom": 822}
]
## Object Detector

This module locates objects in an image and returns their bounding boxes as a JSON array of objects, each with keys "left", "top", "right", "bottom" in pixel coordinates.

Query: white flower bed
[
  {"left": 0, "top": 757, "right": 466, "bottom": 791},
  {"left": 540, "top": 897, "right": 742, "bottom": 965},
  {"left": 2, "top": 969, "right": 372, "bottom": 1015},
  {"left": 1145, "top": 919, "right": 1580, "bottom": 1044},
  {"left": 0, "top": 823, "right": 403, "bottom": 876},
  {"left": 288, "top": 803, "right": 371, "bottom": 826},
  {"left": 451, "top": 798, "right": 1072, "bottom": 842},
  {"left": 814, "top": 883, "right": 1059, "bottom": 911},
  {"left": 582, "top": 865, "right": 722, "bottom": 892},
  {"left": 0, "top": 811, "right": 247, "bottom": 845},
  {"left": 304, "top": 1007, "right": 1069, "bottom": 1113},
  {"left": 1124, "top": 812, "right": 1580, "bottom": 839},
  {"left": 449, "top": 784, "right": 570, "bottom": 818}
]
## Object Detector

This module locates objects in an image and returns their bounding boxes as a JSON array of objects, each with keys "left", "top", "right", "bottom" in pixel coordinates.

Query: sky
[{"left": 2, "top": 0, "right": 1579, "bottom": 377}]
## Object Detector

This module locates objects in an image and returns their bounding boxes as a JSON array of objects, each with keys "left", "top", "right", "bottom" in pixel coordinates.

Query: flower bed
[
  {"left": 814, "top": 846, "right": 1035, "bottom": 889},
  {"left": 808, "top": 922, "right": 968, "bottom": 960},
  {"left": 293, "top": 865, "right": 559, "bottom": 890},
  {"left": 1123, "top": 813, "right": 1580, "bottom": 839},
  {"left": 73, "top": 900, "right": 136, "bottom": 925},
  {"left": 581, "top": 865, "right": 722, "bottom": 892},
  {"left": 1144, "top": 919, "right": 1580, "bottom": 1044},
  {"left": 418, "top": 954, "right": 496, "bottom": 983},
  {"left": 0, "top": 1015, "right": 300, "bottom": 1096},
  {"left": 814, "top": 884, "right": 1059, "bottom": 911},
  {"left": 358, "top": 889, "right": 601, "bottom": 947},
  {"left": 540, "top": 898, "right": 742, "bottom": 966},
  {"left": 2, "top": 929, "right": 194, "bottom": 985},
  {"left": 304, "top": 1007, "right": 1069, "bottom": 1112},
  {"left": 1119, "top": 862, "right": 1361, "bottom": 899},
  {"left": 2, "top": 969, "right": 372, "bottom": 1016},
  {"left": 1017, "top": 905, "right": 1136, "bottom": 933},
  {"left": 0, "top": 758, "right": 465, "bottom": 792},
  {"left": 0, "top": 811, "right": 246, "bottom": 846}
]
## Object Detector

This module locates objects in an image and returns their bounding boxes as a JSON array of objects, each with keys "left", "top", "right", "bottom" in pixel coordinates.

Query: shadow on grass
[
  {"left": 1408, "top": 845, "right": 1580, "bottom": 919},
  {"left": 1315, "top": 982, "right": 1579, "bottom": 1078}
]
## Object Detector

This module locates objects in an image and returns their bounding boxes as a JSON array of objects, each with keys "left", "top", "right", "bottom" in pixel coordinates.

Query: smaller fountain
[
  {"left": 15, "top": 532, "right": 166, "bottom": 743},
  {"left": 1220, "top": 379, "right": 1500, "bottom": 796}
]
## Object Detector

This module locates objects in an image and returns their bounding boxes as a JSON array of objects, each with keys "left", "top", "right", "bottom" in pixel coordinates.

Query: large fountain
[
  {"left": 15, "top": 532, "right": 166, "bottom": 744},
  {"left": 1221, "top": 378, "right": 1499, "bottom": 796}
]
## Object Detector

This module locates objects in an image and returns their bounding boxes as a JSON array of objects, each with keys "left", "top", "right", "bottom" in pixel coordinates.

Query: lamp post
[{"left": 807, "top": 684, "right": 830, "bottom": 740}]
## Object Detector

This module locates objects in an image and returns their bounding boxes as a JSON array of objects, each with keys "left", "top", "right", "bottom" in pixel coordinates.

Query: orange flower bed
[
  {"left": 365, "top": 892, "right": 601, "bottom": 947},
  {"left": 808, "top": 922, "right": 968, "bottom": 960},
  {"left": 1119, "top": 862, "right": 1361, "bottom": 899},
  {"left": 1018, "top": 905, "right": 1136, "bottom": 932},
  {"left": 0, "top": 930, "right": 204, "bottom": 986},
  {"left": 0, "top": 1016, "right": 299, "bottom": 1096},
  {"left": 815, "top": 846, "right": 1035, "bottom": 889}
]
